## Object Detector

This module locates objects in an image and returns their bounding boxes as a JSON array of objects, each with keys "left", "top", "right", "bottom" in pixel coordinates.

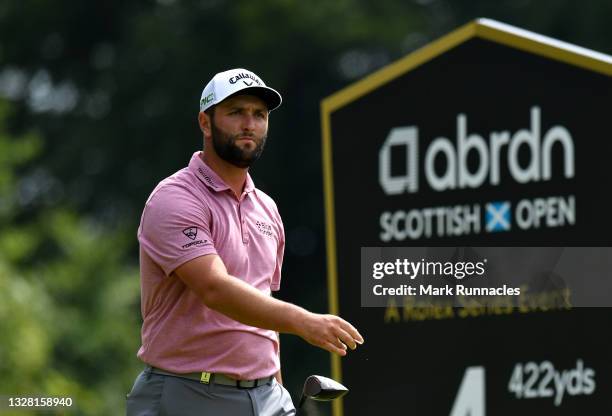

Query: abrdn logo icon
[{"left": 379, "top": 106, "right": 575, "bottom": 194}]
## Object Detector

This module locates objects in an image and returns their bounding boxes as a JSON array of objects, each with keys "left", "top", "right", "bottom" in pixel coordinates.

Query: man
[{"left": 126, "top": 68, "right": 363, "bottom": 416}]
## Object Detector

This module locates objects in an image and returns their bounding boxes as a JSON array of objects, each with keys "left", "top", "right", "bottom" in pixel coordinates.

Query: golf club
[{"left": 297, "top": 375, "right": 349, "bottom": 411}]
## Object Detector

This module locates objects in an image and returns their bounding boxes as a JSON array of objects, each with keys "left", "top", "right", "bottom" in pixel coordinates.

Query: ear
[{"left": 198, "top": 111, "right": 211, "bottom": 138}]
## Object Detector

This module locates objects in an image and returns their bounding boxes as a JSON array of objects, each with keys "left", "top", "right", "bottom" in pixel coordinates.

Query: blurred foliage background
[{"left": 1, "top": 1, "right": 611, "bottom": 414}]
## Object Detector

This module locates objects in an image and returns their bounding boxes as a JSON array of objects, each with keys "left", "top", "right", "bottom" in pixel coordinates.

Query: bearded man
[{"left": 126, "top": 68, "right": 363, "bottom": 416}]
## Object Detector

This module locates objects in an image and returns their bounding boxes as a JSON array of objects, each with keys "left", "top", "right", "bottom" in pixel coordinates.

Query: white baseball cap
[{"left": 199, "top": 68, "right": 282, "bottom": 112}]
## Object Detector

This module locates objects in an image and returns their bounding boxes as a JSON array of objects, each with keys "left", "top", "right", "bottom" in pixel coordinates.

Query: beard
[{"left": 210, "top": 120, "right": 267, "bottom": 168}]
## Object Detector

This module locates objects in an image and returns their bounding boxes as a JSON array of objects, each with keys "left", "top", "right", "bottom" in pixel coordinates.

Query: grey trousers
[{"left": 126, "top": 369, "right": 296, "bottom": 416}]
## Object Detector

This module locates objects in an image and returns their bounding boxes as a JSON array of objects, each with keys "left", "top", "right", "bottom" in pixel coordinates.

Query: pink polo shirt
[{"left": 136, "top": 151, "right": 285, "bottom": 380}]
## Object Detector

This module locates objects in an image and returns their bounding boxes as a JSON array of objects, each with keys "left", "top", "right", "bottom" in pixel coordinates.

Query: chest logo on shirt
[
  {"left": 255, "top": 221, "right": 274, "bottom": 238},
  {"left": 183, "top": 227, "right": 198, "bottom": 240}
]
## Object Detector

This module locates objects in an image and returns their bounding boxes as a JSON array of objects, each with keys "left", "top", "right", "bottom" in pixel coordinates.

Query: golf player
[{"left": 126, "top": 68, "right": 364, "bottom": 415}]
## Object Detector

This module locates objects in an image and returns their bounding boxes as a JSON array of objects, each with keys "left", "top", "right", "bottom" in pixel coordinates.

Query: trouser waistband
[{"left": 145, "top": 365, "right": 274, "bottom": 389}]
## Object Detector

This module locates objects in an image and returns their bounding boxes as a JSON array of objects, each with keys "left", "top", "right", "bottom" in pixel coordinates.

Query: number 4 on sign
[{"left": 450, "top": 367, "right": 485, "bottom": 416}]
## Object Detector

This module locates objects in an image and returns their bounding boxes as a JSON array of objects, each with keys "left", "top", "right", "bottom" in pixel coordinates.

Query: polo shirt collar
[{"left": 189, "top": 151, "right": 255, "bottom": 194}]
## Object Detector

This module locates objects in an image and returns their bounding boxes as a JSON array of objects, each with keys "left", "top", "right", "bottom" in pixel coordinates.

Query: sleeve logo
[
  {"left": 181, "top": 226, "right": 209, "bottom": 249},
  {"left": 183, "top": 227, "right": 198, "bottom": 240}
]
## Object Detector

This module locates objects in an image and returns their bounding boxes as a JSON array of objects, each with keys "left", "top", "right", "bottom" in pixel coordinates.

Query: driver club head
[{"left": 298, "top": 375, "right": 349, "bottom": 408}]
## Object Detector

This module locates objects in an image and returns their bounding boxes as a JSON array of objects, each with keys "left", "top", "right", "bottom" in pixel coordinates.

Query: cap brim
[{"left": 227, "top": 86, "right": 282, "bottom": 111}]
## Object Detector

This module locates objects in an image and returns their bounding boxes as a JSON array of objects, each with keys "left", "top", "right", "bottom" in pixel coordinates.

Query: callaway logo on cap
[{"left": 199, "top": 68, "right": 282, "bottom": 112}]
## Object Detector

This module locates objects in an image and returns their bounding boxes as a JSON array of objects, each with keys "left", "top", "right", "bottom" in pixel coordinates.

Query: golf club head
[{"left": 298, "top": 375, "right": 348, "bottom": 408}]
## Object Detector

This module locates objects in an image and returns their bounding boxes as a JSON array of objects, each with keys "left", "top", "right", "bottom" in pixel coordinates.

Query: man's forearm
[
  {"left": 175, "top": 254, "right": 363, "bottom": 356},
  {"left": 176, "top": 254, "right": 309, "bottom": 335},
  {"left": 204, "top": 270, "right": 310, "bottom": 335}
]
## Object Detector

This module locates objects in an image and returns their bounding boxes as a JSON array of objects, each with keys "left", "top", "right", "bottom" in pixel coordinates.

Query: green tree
[{"left": 0, "top": 99, "right": 141, "bottom": 415}]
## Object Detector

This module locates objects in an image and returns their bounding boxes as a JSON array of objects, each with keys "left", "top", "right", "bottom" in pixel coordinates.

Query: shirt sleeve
[
  {"left": 270, "top": 204, "right": 285, "bottom": 291},
  {"left": 138, "top": 185, "right": 217, "bottom": 276}
]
